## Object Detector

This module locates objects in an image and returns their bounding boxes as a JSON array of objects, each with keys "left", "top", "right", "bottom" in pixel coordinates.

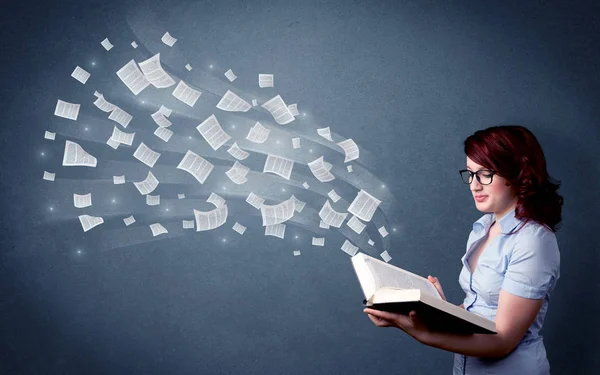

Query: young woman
[{"left": 364, "top": 125, "right": 564, "bottom": 374}]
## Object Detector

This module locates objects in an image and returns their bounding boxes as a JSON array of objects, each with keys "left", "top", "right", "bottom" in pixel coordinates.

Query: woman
[{"left": 364, "top": 125, "right": 564, "bottom": 374}]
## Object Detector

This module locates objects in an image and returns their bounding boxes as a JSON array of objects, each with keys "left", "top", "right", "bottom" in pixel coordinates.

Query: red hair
[{"left": 464, "top": 125, "right": 564, "bottom": 233}]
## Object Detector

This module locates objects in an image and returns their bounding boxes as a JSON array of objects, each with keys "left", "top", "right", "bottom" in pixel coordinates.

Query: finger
[{"left": 363, "top": 308, "right": 399, "bottom": 322}]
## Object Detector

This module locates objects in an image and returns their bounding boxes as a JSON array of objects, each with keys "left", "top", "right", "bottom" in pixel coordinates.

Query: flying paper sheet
[
  {"left": 293, "top": 250, "right": 301, "bottom": 256},
  {"left": 93, "top": 93, "right": 116, "bottom": 112},
  {"left": 265, "top": 223, "right": 286, "bottom": 239},
  {"left": 246, "top": 192, "right": 265, "bottom": 209},
  {"left": 197, "top": 114, "right": 231, "bottom": 150},
  {"left": 312, "top": 237, "right": 325, "bottom": 246},
  {"left": 172, "top": 80, "right": 201, "bottom": 107},
  {"left": 146, "top": 194, "right": 160, "bottom": 206},
  {"left": 258, "top": 74, "right": 274, "bottom": 88},
  {"left": 337, "top": 138, "right": 360, "bottom": 163},
  {"left": 341, "top": 240, "right": 359, "bottom": 256},
  {"left": 101, "top": 38, "right": 113, "bottom": 51},
  {"left": 62, "top": 140, "right": 97, "bottom": 167},
  {"left": 185, "top": 63, "right": 193, "bottom": 71},
  {"left": 308, "top": 156, "right": 335, "bottom": 182},
  {"left": 224, "top": 69, "right": 237, "bottom": 82},
  {"left": 178, "top": 194, "right": 186, "bottom": 199},
  {"left": 108, "top": 107, "right": 133, "bottom": 128},
  {"left": 183, "top": 220, "right": 195, "bottom": 229},
  {"left": 151, "top": 111, "right": 172, "bottom": 127},
  {"left": 106, "top": 137, "right": 120, "bottom": 150},
  {"left": 158, "top": 105, "right": 172, "bottom": 116},
  {"left": 378, "top": 226, "right": 389, "bottom": 238},
  {"left": 133, "top": 171, "right": 159, "bottom": 195},
  {"left": 73, "top": 193, "right": 92, "bottom": 208},
  {"left": 138, "top": 53, "right": 176, "bottom": 88},
  {"left": 194, "top": 204, "right": 228, "bottom": 231},
  {"left": 292, "top": 137, "right": 301, "bottom": 149},
  {"left": 154, "top": 127, "right": 173, "bottom": 142},
  {"left": 288, "top": 103, "right": 299, "bottom": 116},
  {"left": 225, "top": 161, "right": 250, "bottom": 184},
  {"left": 318, "top": 200, "right": 348, "bottom": 228},
  {"left": 246, "top": 122, "right": 270, "bottom": 143},
  {"left": 327, "top": 189, "right": 341, "bottom": 203},
  {"left": 290, "top": 195, "right": 306, "bottom": 213},
  {"left": 347, "top": 189, "right": 381, "bottom": 222},
  {"left": 368, "top": 239, "right": 375, "bottom": 246},
  {"left": 319, "top": 220, "right": 330, "bottom": 229},
  {"left": 227, "top": 142, "right": 250, "bottom": 160},
  {"left": 131, "top": 41, "right": 138, "bottom": 48},
  {"left": 79, "top": 215, "right": 104, "bottom": 232},
  {"left": 43, "top": 171, "right": 55, "bottom": 181},
  {"left": 263, "top": 154, "right": 294, "bottom": 180},
  {"left": 54, "top": 100, "right": 80, "bottom": 121},
  {"left": 161, "top": 32, "right": 177, "bottom": 46},
  {"left": 133, "top": 143, "right": 161, "bottom": 168},
  {"left": 176, "top": 150, "right": 214, "bottom": 184},
  {"left": 116, "top": 60, "right": 150, "bottom": 95},
  {"left": 261, "top": 95, "right": 295, "bottom": 125},
  {"left": 44, "top": 131, "right": 56, "bottom": 140},
  {"left": 216, "top": 90, "right": 251, "bottom": 112},
  {"left": 317, "top": 127, "right": 333, "bottom": 141},
  {"left": 232, "top": 222, "right": 246, "bottom": 235},
  {"left": 207, "top": 192, "right": 226, "bottom": 208},
  {"left": 261, "top": 197, "right": 296, "bottom": 226},
  {"left": 111, "top": 126, "right": 135, "bottom": 146},
  {"left": 346, "top": 215, "right": 366, "bottom": 234},
  {"left": 123, "top": 215, "right": 136, "bottom": 226},
  {"left": 150, "top": 223, "right": 168, "bottom": 236},
  {"left": 380, "top": 250, "right": 392, "bottom": 263},
  {"left": 71, "top": 66, "right": 90, "bottom": 84},
  {"left": 113, "top": 175, "right": 125, "bottom": 184}
]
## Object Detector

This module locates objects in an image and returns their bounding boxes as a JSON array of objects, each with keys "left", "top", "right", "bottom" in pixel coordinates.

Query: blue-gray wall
[{"left": 2, "top": 0, "right": 598, "bottom": 374}]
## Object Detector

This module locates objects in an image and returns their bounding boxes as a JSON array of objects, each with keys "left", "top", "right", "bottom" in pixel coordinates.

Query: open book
[{"left": 351, "top": 252, "right": 496, "bottom": 335}]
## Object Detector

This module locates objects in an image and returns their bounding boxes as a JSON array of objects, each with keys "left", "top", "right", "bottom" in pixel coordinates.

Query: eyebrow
[{"left": 466, "top": 167, "right": 487, "bottom": 171}]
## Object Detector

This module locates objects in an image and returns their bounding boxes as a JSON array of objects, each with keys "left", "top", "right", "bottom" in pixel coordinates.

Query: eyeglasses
[{"left": 459, "top": 169, "right": 496, "bottom": 185}]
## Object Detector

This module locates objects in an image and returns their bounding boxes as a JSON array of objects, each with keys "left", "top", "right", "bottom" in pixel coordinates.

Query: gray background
[{"left": 1, "top": 0, "right": 599, "bottom": 374}]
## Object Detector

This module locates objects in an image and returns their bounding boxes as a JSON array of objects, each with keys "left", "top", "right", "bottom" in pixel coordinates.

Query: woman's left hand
[{"left": 363, "top": 308, "right": 431, "bottom": 344}]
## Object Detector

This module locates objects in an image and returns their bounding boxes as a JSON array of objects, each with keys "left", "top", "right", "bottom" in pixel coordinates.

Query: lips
[{"left": 475, "top": 195, "right": 488, "bottom": 198}]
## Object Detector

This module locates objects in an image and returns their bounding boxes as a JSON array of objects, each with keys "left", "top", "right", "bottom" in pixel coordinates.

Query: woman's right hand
[{"left": 427, "top": 275, "right": 447, "bottom": 301}]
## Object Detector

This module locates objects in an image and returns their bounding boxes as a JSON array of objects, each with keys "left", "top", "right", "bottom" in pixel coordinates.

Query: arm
[{"left": 423, "top": 289, "right": 544, "bottom": 358}]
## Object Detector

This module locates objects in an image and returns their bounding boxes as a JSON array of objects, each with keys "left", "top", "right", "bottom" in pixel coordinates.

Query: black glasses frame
[{"left": 458, "top": 169, "right": 496, "bottom": 185}]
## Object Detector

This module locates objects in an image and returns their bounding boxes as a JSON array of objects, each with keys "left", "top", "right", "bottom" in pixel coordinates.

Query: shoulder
[{"left": 508, "top": 221, "right": 560, "bottom": 264}]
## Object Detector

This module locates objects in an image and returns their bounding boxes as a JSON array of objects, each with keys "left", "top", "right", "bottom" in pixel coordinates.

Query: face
[{"left": 466, "top": 156, "right": 518, "bottom": 221}]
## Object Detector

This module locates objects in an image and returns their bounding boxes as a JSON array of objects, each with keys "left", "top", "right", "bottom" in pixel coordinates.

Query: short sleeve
[{"left": 501, "top": 229, "right": 560, "bottom": 299}]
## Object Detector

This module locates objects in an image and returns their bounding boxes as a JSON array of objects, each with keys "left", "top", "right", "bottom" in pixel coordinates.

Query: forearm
[{"left": 422, "top": 331, "right": 509, "bottom": 359}]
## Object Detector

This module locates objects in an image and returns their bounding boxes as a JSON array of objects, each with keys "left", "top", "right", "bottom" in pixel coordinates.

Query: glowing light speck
[
  {"left": 41, "top": 152, "right": 45, "bottom": 156},
  {"left": 188, "top": 136, "right": 192, "bottom": 139},
  {"left": 49, "top": 206, "right": 54, "bottom": 211}
]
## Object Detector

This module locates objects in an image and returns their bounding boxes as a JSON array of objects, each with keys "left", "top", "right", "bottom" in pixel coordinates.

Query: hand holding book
[{"left": 364, "top": 307, "right": 432, "bottom": 343}]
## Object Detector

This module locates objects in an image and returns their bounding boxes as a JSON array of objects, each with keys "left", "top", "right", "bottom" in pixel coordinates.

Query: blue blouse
[{"left": 453, "top": 208, "right": 560, "bottom": 375}]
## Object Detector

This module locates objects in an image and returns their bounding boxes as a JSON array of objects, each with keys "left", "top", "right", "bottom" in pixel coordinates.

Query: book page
[{"left": 363, "top": 256, "right": 440, "bottom": 299}]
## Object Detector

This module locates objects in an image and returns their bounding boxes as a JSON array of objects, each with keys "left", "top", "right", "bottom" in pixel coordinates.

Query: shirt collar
[{"left": 472, "top": 207, "right": 523, "bottom": 235}]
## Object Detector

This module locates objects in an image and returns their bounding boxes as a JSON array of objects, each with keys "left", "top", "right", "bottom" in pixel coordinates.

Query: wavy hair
[{"left": 464, "top": 125, "right": 564, "bottom": 233}]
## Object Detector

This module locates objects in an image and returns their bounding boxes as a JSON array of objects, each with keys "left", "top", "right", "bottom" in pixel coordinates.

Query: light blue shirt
[{"left": 453, "top": 208, "right": 560, "bottom": 375}]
